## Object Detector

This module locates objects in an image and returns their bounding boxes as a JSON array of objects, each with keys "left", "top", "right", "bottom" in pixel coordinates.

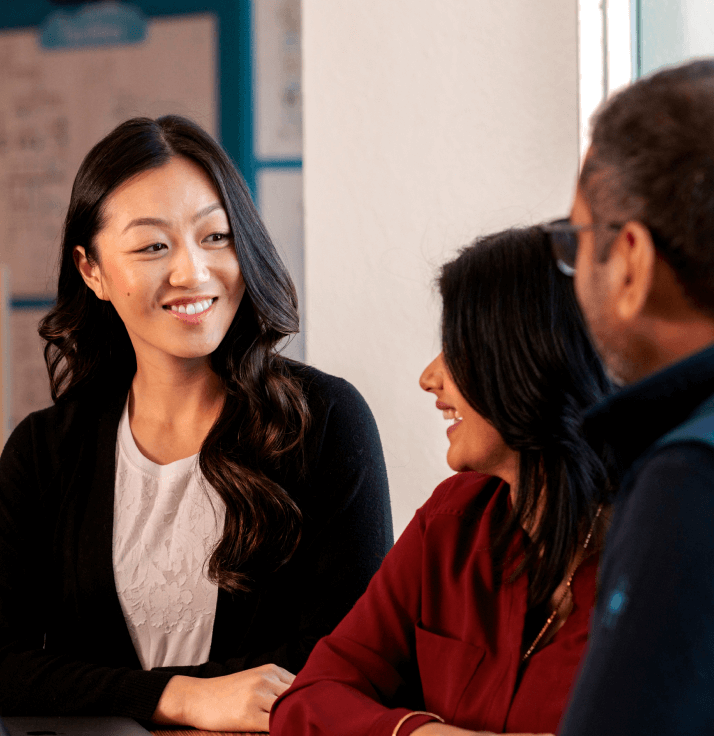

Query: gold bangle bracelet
[{"left": 392, "top": 710, "right": 445, "bottom": 736}]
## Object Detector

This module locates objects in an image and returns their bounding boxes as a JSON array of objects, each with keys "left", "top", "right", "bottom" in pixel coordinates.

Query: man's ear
[
  {"left": 73, "top": 246, "right": 107, "bottom": 301},
  {"left": 607, "top": 221, "right": 655, "bottom": 323}
]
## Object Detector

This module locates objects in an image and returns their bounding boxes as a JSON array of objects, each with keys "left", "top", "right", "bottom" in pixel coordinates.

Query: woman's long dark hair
[
  {"left": 39, "top": 115, "right": 309, "bottom": 593},
  {"left": 439, "top": 226, "right": 614, "bottom": 606}
]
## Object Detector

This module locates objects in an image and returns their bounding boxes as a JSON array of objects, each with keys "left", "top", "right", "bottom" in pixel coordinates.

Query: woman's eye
[
  {"left": 204, "top": 232, "right": 232, "bottom": 245},
  {"left": 141, "top": 243, "right": 167, "bottom": 253}
]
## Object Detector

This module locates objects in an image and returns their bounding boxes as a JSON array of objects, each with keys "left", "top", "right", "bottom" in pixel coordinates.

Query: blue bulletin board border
[
  {"left": 0, "top": 0, "right": 259, "bottom": 196},
  {"left": 11, "top": 297, "right": 56, "bottom": 311}
]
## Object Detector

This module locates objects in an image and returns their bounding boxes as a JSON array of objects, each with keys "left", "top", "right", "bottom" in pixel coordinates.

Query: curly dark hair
[
  {"left": 39, "top": 115, "right": 309, "bottom": 593},
  {"left": 581, "top": 58, "right": 714, "bottom": 316},
  {"left": 439, "top": 226, "right": 615, "bottom": 606}
]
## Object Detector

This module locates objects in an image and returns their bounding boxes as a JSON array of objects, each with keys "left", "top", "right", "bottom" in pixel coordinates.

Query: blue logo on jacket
[{"left": 602, "top": 576, "right": 630, "bottom": 629}]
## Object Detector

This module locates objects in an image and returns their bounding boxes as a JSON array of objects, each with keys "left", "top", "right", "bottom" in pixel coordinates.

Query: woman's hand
[
  {"left": 153, "top": 663, "right": 295, "bottom": 732},
  {"left": 412, "top": 725, "right": 554, "bottom": 736}
]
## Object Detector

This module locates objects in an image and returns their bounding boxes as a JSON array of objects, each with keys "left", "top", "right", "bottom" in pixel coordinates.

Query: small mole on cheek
[{"left": 126, "top": 292, "right": 130, "bottom": 297}]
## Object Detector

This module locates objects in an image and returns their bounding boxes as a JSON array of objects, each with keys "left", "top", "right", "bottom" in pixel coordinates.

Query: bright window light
[{"left": 578, "top": 0, "right": 633, "bottom": 160}]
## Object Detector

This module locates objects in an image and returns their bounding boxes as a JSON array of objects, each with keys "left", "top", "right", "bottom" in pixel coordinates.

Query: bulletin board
[
  {"left": 0, "top": 0, "right": 304, "bottom": 433},
  {"left": 0, "top": 12, "right": 217, "bottom": 296}
]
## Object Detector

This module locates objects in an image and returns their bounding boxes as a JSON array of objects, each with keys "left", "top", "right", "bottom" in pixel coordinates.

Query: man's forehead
[
  {"left": 579, "top": 146, "right": 598, "bottom": 187},
  {"left": 568, "top": 144, "right": 594, "bottom": 217},
  {"left": 570, "top": 185, "right": 593, "bottom": 223}
]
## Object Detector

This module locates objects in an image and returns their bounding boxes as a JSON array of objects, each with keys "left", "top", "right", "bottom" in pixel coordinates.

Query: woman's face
[
  {"left": 74, "top": 155, "right": 245, "bottom": 368},
  {"left": 420, "top": 353, "right": 518, "bottom": 483}
]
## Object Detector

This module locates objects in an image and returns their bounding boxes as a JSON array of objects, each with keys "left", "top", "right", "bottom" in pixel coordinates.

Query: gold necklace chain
[{"left": 521, "top": 504, "right": 603, "bottom": 663}]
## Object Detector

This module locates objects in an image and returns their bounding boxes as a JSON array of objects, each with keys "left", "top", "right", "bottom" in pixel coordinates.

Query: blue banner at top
[{"left": 39, "top": 2, "right": 147, "bottom": 49}]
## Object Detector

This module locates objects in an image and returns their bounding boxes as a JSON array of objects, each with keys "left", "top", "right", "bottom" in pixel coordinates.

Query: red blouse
[{"left": 271, "top": 472, "right": 598, "bottom": 736}]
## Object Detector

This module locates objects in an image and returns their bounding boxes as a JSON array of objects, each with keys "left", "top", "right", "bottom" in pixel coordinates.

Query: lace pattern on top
[{"left": 113, "top": 399, "right": 225, "bottom": 670}]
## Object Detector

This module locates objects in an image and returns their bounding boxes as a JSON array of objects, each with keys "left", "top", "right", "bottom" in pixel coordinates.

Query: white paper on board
[{"left": 254, "top": 0, "right": 302, "bottom": 160}]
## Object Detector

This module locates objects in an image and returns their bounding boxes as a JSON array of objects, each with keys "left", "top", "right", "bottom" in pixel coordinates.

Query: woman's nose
[
  {"left": 419, "top": 353, "right": 445, "bottom": 393},
  {"left": 168, "top": 241, "right": 210, "bottom": 288}
]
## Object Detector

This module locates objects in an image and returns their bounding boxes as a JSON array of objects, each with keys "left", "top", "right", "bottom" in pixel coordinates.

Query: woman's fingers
[
  {"left": 264, "top": 662, "right": 297, "bottom": 687},
  {"left": 272, "top": 676, "right": 294, "bottom": 697},
  {"left": 276, "top": 665, "right": 297, "bottom": 685},
  {"left": 255, "top": 663, "right": 296, "bottom": 696}
]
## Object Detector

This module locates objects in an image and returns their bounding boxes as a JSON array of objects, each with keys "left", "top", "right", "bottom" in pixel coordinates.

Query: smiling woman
[
  {"left": 74, "top": 157, "right": 246, "bottom": 387},
  {"left": 271, "top": 226, "right": 617, "bottom": 736},
  {"left": 0, "top": 116, "right": 392, "bottom": 731}
]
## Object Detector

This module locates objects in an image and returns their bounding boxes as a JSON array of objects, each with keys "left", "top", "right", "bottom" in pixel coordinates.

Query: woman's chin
[{"left": 445, "top": 450, "right": 472, "bottom": 474}]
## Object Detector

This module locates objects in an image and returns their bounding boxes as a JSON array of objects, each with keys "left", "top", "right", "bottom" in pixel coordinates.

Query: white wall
[{"left": 302, "top": 0, "right": 580, "bottom": 536}]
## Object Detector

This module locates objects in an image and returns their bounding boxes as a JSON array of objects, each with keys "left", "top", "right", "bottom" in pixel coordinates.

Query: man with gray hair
[{"left": 555, "top": 59, "right": 714, "bottom": 734}]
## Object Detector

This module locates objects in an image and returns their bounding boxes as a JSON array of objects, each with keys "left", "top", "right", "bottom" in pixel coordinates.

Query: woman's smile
[
  {"left": 163, "top": 296, "right": 218, "bottom": 322},
  {"left": 435, "top": 399, "right": 464, "bottom": 436}
]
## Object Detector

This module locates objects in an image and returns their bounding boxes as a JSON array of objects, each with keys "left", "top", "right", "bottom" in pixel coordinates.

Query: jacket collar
[{"left": 584, "top": 342, "right": 714, "bottom": 475}]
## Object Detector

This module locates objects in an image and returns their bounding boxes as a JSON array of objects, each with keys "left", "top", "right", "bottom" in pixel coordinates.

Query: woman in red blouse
[{"left": 270, "top": 226, "right": 615, "bottom": 736}]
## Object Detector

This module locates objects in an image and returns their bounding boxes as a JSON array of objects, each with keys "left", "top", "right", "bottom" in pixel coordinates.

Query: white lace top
[{"left": 112, "top": 399, "right": 224, "bottom": 670}]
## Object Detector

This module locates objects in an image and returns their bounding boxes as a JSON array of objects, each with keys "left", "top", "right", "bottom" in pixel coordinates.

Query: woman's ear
[{"left": 73, "top": 245, "right": 107, "bottom": 301}]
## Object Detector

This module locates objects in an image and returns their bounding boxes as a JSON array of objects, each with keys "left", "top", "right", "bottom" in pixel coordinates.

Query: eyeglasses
[
  {"left": 540, "top": 219, "right": 592, "bottom": 277},
  {"left": 541, "top": 218, "right": 623, "bottom": 276}
]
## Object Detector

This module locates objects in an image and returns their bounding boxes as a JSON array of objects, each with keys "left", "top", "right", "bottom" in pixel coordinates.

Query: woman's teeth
[
  {"left": 442, "top": 408, "right": 463, "bottom": 422},
  {"left": 170, "top": 298, "right": 214, "bottom": 315}
]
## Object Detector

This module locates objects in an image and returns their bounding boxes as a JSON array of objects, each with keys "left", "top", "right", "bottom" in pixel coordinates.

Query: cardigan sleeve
[
  {"left": 269, "top": 484, "right": 444, "bottom": 736},
  {"left": 0, "top": 413, "right": 174, "bottom": 719},
  {"left": 157, "top": 372, "right": 395, "bottom": 678}
]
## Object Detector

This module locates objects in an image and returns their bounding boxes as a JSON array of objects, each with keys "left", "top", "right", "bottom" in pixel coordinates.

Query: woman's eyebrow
[
  {"left": 122, "top": 216, "right": 168, "bottom": 233},
  {"left": 192, "top": 202, "right": 224, "bottom": 223},
  {"left": 121, "top": 203, "right": 225, "bottom": 234}
]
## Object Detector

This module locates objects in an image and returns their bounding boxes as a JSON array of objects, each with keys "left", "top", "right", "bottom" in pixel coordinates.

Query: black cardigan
[{"left": 0, "top": 365, "right": 393, "bottom": 720}]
